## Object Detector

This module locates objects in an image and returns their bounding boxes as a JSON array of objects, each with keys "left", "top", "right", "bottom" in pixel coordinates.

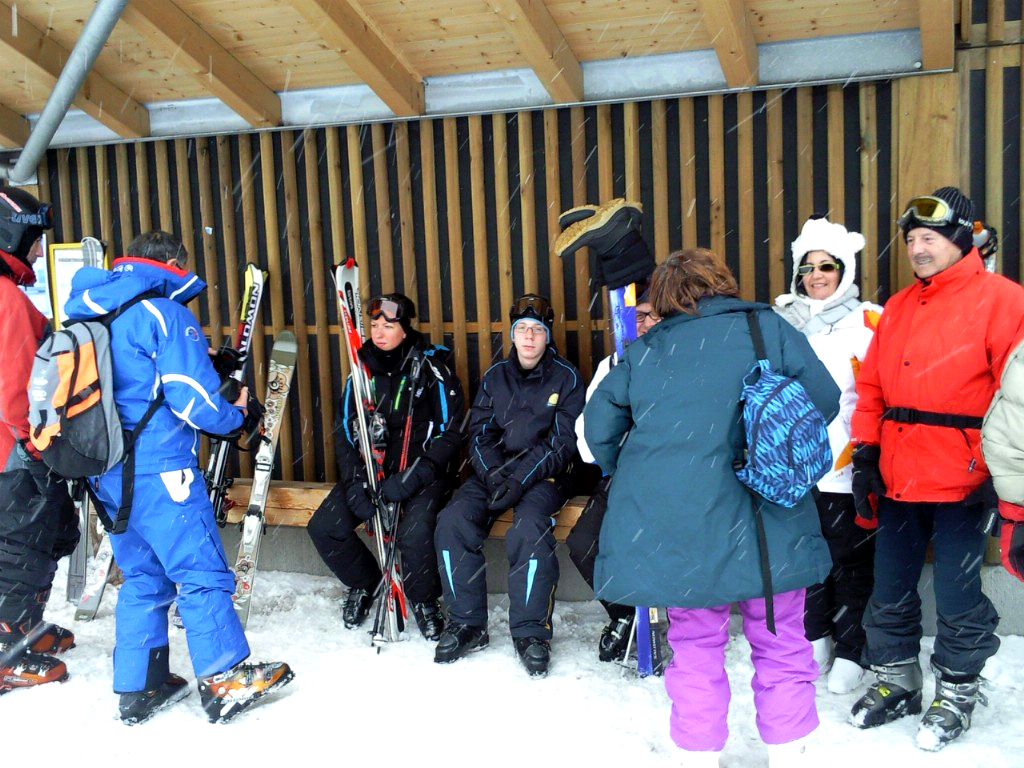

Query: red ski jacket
[
  {"left": 852, "top": 249, "right": 1024, "bottom": 502},
  {"left": 0, "top": 250, "right": 48, "bottom": 468}
]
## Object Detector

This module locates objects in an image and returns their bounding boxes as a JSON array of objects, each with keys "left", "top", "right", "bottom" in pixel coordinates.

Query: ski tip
[{"left": 271, "top": 331, "right": 298, "bottom": 356}]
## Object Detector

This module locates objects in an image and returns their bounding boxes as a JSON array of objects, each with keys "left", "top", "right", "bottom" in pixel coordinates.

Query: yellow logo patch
[{"left": 547, "top": 392, "right": 559, "bottom": 407}]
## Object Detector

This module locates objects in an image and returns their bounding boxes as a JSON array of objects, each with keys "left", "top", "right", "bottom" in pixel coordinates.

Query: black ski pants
[
  {"left": 0, "top": 458, "right": 78, "bottom": 628},
  {"left": 863, "top": 497, "right": 999, "bottom": 676},
  {"left": 803, "top": 491, "right": 875, "bottom": 663},
  {"left": 435, "top": 475, "right": 569, "bottom": 640},
  {"left": 565, "top": 477, "right": 633, "bottom": 623},
  {"left": 307, "top": 478, "right": 447, "bottom": 604}
]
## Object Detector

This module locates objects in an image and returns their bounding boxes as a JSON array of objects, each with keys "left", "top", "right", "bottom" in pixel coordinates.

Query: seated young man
[{"left": 433, "top": 294, "right": 584, "bottom": 677}]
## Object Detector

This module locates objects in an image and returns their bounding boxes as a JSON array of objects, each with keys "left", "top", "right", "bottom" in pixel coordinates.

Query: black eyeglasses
[
  {"left": 797, "top": 262, "right": 840, "bottom": 276},
  {"left": 636, "top": 310, "right": 660, "bottom": 324}
]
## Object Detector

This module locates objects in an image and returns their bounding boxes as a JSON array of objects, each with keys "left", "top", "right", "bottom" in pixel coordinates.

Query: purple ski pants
[{"left": 664, "top": 589, "right": 819, "bottom": 752}]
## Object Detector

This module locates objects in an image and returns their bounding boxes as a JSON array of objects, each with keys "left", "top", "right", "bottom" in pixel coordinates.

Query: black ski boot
[
  {"left": 412, "top": 600, "right": 445, "bottom": 641},
  {"left": 849, "top": 658, "right": 923, "bottom": 729},
  {"left": 342, "top": 588, "right": 373, "bottom": 629},
  {"left": 119, "top": 673, "right": 190, "bottom": 725},
  {"left": 916, "top": 663, "right": 988, "bottom": 751},
  {"left": 434, "top": 622, "right": 488, "bottom": 663},
  {"left": 598, "top": 614, "right": 634, "bottom": 662},
  {"left": 514, "top": 637, "right": 551, "bottom": 678}
]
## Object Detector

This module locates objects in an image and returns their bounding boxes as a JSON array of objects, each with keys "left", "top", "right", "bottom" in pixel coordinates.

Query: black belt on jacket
[{"left": 882, "top": 406, "right": 983, "bottom": 430}]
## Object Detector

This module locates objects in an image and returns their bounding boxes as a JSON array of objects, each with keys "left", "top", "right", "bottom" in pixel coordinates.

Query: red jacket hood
[{"left": 0, "top": 249, "right": 35, "bottom": 286}]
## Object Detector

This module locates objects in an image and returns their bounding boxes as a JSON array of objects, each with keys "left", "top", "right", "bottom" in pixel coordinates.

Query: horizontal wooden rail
[{"left": 224, "top": 480, "right": 588, "bottom": 542}]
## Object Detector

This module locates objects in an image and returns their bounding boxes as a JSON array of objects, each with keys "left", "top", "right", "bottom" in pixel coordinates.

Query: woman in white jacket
[{"left": 774, "top": 216, "right": 882, "bottom": 695}]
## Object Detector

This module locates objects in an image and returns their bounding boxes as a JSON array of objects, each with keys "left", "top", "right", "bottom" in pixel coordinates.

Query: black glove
[
  {"left": 345, "top": 473, "right": 376, "bottom": 522},
  {"left": 381, "top": 457, "right": 436, "bottom": 503},
  {"left": 851, "top": 444, "right": 885, "bottom": 523},
  {"left": 483, "top": 463, "right": 514, "bottom": 495},
  {"left": 488, "top": 478, "right": 524, "bottom": 511},
  {"left": 236, "top": 396, "right": 264, "bottom": 446},
  {"left": 211, "top": 346, "right": 246, "bottom": 379}
]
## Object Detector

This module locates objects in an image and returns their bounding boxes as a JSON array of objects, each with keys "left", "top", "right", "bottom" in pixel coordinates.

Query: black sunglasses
[{"left": 797, "top": 262, "right": 840, "bottom": 276}]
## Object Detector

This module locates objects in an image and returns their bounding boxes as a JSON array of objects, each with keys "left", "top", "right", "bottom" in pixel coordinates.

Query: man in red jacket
[
  {"left": 848, "top": 186, "right": 1024, "bottom": 750},
  {"left": 0, "top": 187, "right": 78, "bottom": 694}
]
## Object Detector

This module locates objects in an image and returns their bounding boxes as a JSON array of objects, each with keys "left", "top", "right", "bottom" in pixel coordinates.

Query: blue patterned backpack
[{"left": 734, "top": 311, "right": 832, "bottom": 508}]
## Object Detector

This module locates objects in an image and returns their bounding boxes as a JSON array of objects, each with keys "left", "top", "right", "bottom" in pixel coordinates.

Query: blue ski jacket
[{"left": 64, "top": 257, "right": 243, "bottom": 473}]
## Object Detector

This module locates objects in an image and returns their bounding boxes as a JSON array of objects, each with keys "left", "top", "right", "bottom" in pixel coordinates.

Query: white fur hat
[{"left": 789, "top": 217, "right": 865, "bottom": 296}]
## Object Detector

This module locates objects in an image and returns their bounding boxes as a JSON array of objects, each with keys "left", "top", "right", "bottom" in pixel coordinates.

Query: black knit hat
[{"left": 900, "top": 186, "right": 975, "bottom": 255}]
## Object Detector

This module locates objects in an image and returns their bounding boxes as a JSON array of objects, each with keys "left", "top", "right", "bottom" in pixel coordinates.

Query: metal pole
[{"left": 5, "top": 0, "right": 131, "bottom": 183}]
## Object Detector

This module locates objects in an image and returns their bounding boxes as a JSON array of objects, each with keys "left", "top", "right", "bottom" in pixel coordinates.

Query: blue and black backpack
[{"left": 734, "top": 311, "right": 832, "bottom": 508}]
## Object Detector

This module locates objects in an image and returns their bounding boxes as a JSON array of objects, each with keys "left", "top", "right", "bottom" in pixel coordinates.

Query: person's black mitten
[
  {"left": 381, "top": 457, "right": 436, "bottom": 503},
  {"left": 345, "top": 473, "right": 377, "bottom": 522},
  {"left": 851, "top": 444, "right": 885, "bottom": 524},
  {"left": 211, "top": 346, "right": 246, "bottom": 379},
  {"left": 488, "top": 478, "right": 524, "bottom": 511},
  {"left": 235, "top": 396, "right": 264, "bottom": 447}
]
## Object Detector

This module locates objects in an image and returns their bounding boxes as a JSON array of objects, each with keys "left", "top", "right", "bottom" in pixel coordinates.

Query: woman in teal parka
[{"left": 584, "top": 248, "right": 839, "bottom": 766}]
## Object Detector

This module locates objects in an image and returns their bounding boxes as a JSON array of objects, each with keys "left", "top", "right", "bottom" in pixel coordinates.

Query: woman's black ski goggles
[{"left": 367, "top": 295, "right": 414, "bottom": 322}]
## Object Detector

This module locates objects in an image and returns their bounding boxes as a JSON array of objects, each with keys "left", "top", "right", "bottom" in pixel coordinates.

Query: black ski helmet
[
  {"left": 509, "top": 293, "right": 554, "bottom": 340},
  {"left": 0, "top": 187, "right": 52, "bottom": 265}
]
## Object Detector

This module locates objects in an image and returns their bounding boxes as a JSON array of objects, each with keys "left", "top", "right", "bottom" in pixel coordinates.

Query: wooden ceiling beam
[
  {"left": 0, "top": 102, "right": 29, "bottom": 148},
  {"left": 487, "top": 0, "right": 583, "bottom": 103},
  {"left": 920, "top": 0, "right": 955, "bottom": 70},
  {"left": 290, "top": 0, "right": 423, "bottom": 116},
  {"left": 695, "top": 0, "right": 759, "bottom": 88},
  {"left": 122, "top": 0, "right": 280, "bottom": 128},
  {"left": 0, "top": 2, "right": 149, "bottom": 139}
]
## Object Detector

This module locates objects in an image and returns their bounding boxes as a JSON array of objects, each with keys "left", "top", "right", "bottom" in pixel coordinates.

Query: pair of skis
[
  {"left": 333, "top": 257, "right": 408, "bottom": 649},
  {"left": 609, "top": 282, "right": 665, "bottom": 679}
]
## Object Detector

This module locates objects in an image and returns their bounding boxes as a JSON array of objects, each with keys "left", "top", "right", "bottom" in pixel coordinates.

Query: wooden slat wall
[{"left": 41, "top": 24, "right": 1021, "bottom": 483}]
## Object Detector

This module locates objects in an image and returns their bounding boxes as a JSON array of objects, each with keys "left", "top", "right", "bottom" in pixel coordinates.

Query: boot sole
[
  {"left": 121, "top": 686, "right": 191, "bottom": 725},
  {"left": 208, "top": 668, "right": 295, "bottom": 724},
  {"left": 433, "top": 634, "right": 489, "bottom": 664}
]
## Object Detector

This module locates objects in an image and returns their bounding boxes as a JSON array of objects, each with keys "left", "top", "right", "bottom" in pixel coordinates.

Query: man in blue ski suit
[{"left": 64, "top": 231, "right": 292, "bottom": 724}]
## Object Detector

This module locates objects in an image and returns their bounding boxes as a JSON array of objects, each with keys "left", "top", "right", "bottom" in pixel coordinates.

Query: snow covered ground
[{"left": 8, "top": 563, "right": 1024, "bottom": 767}]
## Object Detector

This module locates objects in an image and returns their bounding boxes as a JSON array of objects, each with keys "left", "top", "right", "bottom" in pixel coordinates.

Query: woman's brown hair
[{"left": 648, "top": 248, "right": 739, "bottom": 317}]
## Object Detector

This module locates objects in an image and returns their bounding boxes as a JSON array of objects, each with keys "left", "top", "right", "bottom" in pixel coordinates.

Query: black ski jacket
[
  {"left": 337, "top": 330, "right": 465, "bottom": 485},
  {"left": 469, "top": 347, "right": 584, "bottom": 489}
]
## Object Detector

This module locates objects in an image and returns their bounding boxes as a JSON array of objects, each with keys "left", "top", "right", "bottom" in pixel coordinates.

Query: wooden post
[{"left": 893, "top": 73, "right": 961, "bottom": 290}]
